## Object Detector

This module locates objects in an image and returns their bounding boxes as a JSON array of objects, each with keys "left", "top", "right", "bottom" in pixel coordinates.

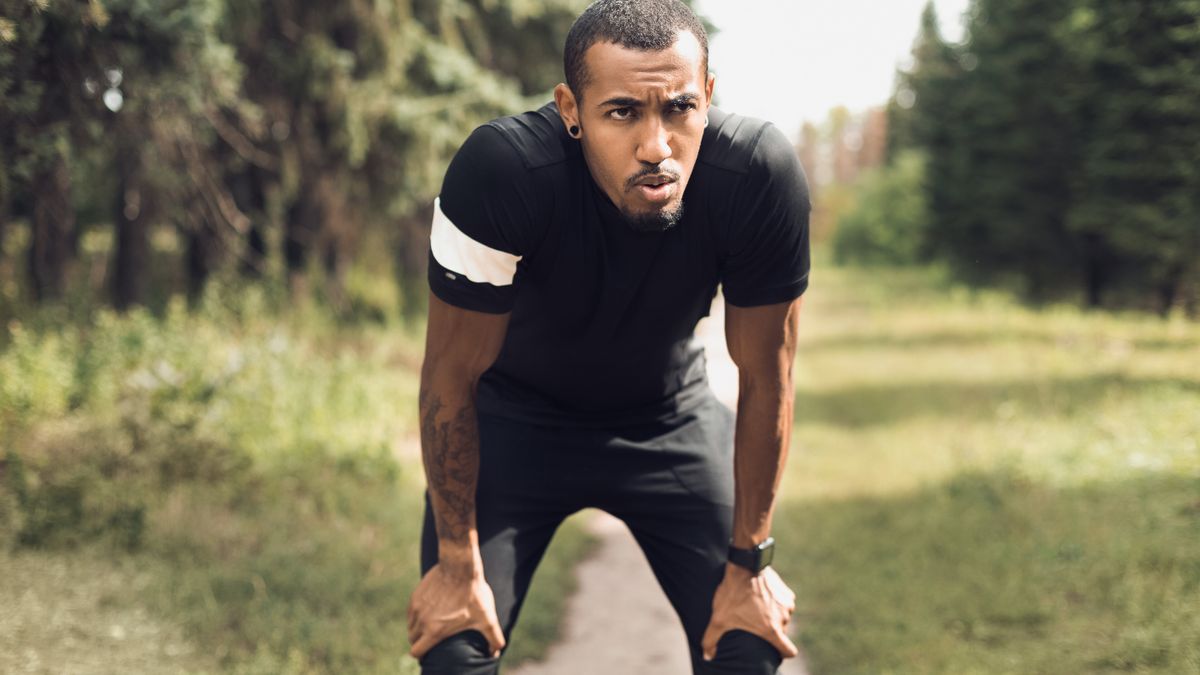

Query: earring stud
[{"left": 569, "top": 125, "right": 581, "bottom": 138}]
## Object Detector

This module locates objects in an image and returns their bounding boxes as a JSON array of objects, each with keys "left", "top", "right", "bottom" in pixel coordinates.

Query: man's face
[{"left": 559, "top": 31, "right": 714, "bottom": 232}]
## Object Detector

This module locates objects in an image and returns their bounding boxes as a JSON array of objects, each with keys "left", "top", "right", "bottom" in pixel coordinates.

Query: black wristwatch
[{"left": 727, "top": 537, "right": 775, "bottom": 573}]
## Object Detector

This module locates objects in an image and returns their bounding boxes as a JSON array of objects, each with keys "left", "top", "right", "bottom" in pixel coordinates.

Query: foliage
[
  {"left": 774, "top": 265, "right": 1200, "bottom": 673},
  {"left": 1066, "top": 0, "right": 1200, "bottom": 311},
  {"left": 0, "top": 0, "right": 727, "bottom": 314},
  {"left": 0, "top": 0, "right": 591, "bottom": 310},
  {"left": 890, "top": 0, "right": 1200, "bottom": 313},
  {"left": 0, "top": 287, "right": 594, "bottom": 671},
  {"left": 0, "top": 286, "right": 422, "bottom": 546},
  {"left": 0, "top": 289, "right": 422, "bottom": 670},
  {"left": 833, "top": 151, "right": 928, "bottom": 266}
]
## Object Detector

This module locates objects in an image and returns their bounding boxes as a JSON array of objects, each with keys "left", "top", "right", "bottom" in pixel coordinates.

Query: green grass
[
  {"left": 504, "top": 512, "right": 595, "bottom": 665},
  {"left": 0, "top": 284, "right": 593, "bottom": 673},
  {"left": 9, "top": 262, "right": 1196, "bottom": 673},
  {"left": 773, "top": 265, "right": 1200, "bottom": 674}
]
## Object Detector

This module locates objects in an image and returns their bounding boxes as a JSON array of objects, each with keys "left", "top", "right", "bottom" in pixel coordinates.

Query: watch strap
[{"left": 727, "top": 537, "right": 775, "bottom": 573}]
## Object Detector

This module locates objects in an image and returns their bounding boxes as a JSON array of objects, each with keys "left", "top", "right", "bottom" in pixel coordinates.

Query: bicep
[
  {"left": 421, "top": 292, "right": 510, "bottom": 385},
  {"left": 724, "top": 296, "right": 803, "bottom": 376}
]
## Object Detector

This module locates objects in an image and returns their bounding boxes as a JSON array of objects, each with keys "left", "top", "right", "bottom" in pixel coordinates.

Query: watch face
[
  {"left": 730, "top": 537, "right": 777, "bottom": 572},
  {"left": 758, "top": 535, "right": 777, "bottom": 566},
  {"left": 759, "top": 542, "right": 774, "bottom": 569}
]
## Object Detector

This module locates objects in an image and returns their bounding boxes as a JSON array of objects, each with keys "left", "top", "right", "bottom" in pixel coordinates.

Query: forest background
[{"left": 1, "top": 0, "right": 1197, "bottom": 673}]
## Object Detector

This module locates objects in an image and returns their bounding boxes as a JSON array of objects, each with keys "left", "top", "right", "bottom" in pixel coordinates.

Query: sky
[{"left": 696, "top": 0, "right": 971, "bottom": 140}]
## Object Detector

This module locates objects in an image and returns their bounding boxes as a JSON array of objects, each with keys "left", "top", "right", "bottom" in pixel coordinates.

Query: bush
[
  {"left": 0, "top": 283, "right": 595, "bottom": 672},
  {"left": 0, "top": 286, "right": 428, "bottom": 670},
  {"left": 833, "top": 151, "right": 929, "bottom": 266}
]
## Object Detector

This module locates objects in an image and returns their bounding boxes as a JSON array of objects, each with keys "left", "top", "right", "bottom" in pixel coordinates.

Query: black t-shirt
[{"left": 428, "top": 102, "right": 810, "bottom": 427}]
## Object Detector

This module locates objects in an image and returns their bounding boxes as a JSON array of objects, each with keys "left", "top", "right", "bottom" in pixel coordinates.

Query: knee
[
  {"left": 694, "top": 629, "right": 783, "bottom": 675},
  {"left": 419, "top": 630, "right": 499, "bottom": 675}
]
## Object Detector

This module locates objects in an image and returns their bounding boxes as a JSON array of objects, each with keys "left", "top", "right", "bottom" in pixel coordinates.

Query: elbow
[
  {"left": 735, "top": 358, "right": 793, "bottom": 397},
  {"left": 420, "top": 353, "right": 490, "bottom": 399}
]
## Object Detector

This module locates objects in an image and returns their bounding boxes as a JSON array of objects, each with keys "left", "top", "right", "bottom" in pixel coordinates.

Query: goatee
[{"left": 622, "top": 200, "right": 684, "bottom": 233}]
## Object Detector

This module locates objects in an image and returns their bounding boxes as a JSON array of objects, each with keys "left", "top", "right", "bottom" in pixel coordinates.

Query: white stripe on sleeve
[{"left": 429, "top": 197, "right": 522, "bottom": 286}]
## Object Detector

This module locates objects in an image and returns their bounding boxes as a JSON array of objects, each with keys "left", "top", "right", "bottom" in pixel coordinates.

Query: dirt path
[{"left": 509, "top": 298, "right": 810, "bottom": 675}]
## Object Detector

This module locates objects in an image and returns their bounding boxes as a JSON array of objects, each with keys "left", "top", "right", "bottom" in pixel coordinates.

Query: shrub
[{"left": 833, "top": 151, "right": 929, "bottom": 266}]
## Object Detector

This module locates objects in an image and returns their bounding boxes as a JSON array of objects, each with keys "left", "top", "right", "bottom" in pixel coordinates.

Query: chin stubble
[{"left": 621, "top": 199, "right": 684, "bottom": 233}]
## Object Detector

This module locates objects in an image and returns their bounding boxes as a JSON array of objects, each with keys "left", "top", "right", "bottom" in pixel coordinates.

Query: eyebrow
[
  {"left": 596, "top": 93, "right": 701, "bottom": 109},
  {"left": 597, "top": 96, "right": 642, "bottom": 109}
]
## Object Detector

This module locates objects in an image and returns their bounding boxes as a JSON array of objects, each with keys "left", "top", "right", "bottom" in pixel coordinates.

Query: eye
[
  {"left": 608, "top": 107, "right": 635, "bottom": 121},
  {"left": 669, "top": 101, "right": 697, "bottom": 114}
]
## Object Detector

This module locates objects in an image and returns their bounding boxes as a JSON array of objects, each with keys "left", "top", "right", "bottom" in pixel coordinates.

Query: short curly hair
[{"left": 564, "top": 0, "right": 709, "bottom": 100}]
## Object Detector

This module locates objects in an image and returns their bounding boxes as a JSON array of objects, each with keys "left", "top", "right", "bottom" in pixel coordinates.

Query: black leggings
[{"left": 418, "top": 395, "right": 782, "bottom": 674}]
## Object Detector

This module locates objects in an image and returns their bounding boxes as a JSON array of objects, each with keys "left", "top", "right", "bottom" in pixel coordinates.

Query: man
[{"left": 406, "top": 1, "right": 810, "bottom": 672}]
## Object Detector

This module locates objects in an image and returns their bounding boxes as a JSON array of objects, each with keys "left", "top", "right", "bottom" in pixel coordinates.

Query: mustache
[{"left": 625, "top": 165, "right": 681, "bottom": 191}]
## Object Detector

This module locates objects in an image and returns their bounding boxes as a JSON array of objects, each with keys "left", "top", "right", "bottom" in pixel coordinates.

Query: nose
[{"left": 634, "top": 117, "right": 672, "bottom": 166}]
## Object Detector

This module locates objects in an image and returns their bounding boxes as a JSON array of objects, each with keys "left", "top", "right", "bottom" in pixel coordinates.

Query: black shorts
[{"left": 418, "top": 393, "right": 783, "bottom": 674}]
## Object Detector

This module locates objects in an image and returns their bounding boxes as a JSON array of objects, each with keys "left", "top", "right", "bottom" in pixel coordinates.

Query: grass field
[
  {"left": 0, "top": 285, "right": 591, "bottom": 674},
  {"left": 3, "top": 264, "right": 1197, "bottom": 673},
  {"left": 774, "top": 265, "right": 1200, "bottom": 674}
]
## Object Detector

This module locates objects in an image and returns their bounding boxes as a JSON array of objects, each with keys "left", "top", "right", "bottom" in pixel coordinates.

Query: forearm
[
  {"left": 730, "top": 366, "right": 794, "bottom": 549},
  {"left": 419, "top": 372, "right": 483, "bottom": 572}
]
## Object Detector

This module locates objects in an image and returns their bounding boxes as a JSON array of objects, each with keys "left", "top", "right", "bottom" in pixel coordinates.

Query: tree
[
  {"left": 893, "top": 0, "right": 1199, "bottom": 312},
  {"left": 2, "top": 0, "right": 720, "bottom": 316},
  {"left": 888, "top": 3, "right": 961, "bottom": 162},
  {"left": 0, "top": 0, "right": 103, "bottom": 301},
  {"left": 1067, "top": 0, "right": 1200, "bottom": 313},
  {"left": 1, "top": 0, "right": 247, "bottom": 308},
  {"left": 942, "top": 0, "right": 1086, "bottom": 298},
  {"left": 216, "top": 0, "right": 585, "bottom": 312}
]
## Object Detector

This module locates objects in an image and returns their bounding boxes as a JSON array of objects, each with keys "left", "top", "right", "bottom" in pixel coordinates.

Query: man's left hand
[{"left": 701, "top": 564, "right": 799, "bottom": 661}]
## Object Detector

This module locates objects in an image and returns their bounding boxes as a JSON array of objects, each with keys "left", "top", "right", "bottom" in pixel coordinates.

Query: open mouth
[{"left": 634, "top": 175, "right": 677, "bottom": 203}]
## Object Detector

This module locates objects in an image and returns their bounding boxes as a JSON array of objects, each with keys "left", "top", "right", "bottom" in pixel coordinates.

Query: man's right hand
[{"left": 406, "top": 562, "right": 506, "bottom": 660}]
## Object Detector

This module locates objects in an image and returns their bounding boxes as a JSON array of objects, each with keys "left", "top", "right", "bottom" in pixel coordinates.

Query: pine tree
[
  {"left": 888, "top": 3, "right": 962, "bottom": 160},
  {"left": 1068, "top": 0, "right": 1200, "bottom": 313}
]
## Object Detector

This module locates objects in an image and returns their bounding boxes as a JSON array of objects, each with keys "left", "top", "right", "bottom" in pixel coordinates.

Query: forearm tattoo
[{"left": 419, "top": 385, "right": 479, "bottom": 545}]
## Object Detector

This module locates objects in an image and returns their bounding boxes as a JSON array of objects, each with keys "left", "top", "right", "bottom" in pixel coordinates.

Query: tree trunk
[
  {"left": 1157, "top": 263, "right": 1183, "bottom": 317},
  {"left": 185, "top": 218, "right": 219, "bottom": 304},
  {"left": 316, "top": 171, "right": 353, "bottom": 315},
  {"left": 27, "top": 151, "right": 76, "bottom": 302},
  {"left": 322, "top": 238, "right": 348, "bottom": 314},
  {"left": 111, "top": 144, "right": 152, "bottom": 310},
  {"left": 395, "top": 202, "right": 434, "bottom": 321},
  {"left": 1081, "top": 233, "right": 1107, "bottom": 309},
  {"left": 243, "top": 223, "right": 267, "bottom": 279},
  {"left": 284, "top": 182, "right": 319, "bottom": 297},
  {"left": 228, "top": 163, "right": 269, "bottom": 279}
]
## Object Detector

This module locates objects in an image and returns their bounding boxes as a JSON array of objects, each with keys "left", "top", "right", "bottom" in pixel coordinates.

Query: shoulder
[
  {"left": 439, "top": 104, "right": 569, "bottom": 256},
  {"left": 444, "top": 102, "right": 577, "bottom": 202},
  {"left": 475, "top": 101, "right": 579, "bottom": 171},
  {"left": 698, "top": 108, "right": 809, "bottom": 206},
  {"left": 699, "top": 109, "right": 803, "bottom": 185}
]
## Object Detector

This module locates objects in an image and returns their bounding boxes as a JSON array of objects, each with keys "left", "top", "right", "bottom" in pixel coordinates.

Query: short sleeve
[
  {"left": 427, "top": 125, "right": 542, "bottom": 314},
  {"left": 720, "top": 124, "right": 812, "bottom": 307}
]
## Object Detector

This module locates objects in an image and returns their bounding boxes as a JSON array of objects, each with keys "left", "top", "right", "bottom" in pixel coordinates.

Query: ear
[
  {"left": 554, "top": 83, "right": 581, "bottom": 135},
  {"left": 704, "top": 72, "right": 715, "bottom": 107}
]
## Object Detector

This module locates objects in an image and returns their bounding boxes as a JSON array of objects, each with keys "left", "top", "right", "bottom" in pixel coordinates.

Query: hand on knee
[
  {"left": 696, "top": 629, "right": 783, "bottom": 675},
  {"left": 407, "top": 562, "right": 506, "bottom": 660},
  {"left": 419, "top": 630, "right": 499, "bottom": 675},
  {"left": 701, "top": 565, "right": 799, "bottom": 661}
]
